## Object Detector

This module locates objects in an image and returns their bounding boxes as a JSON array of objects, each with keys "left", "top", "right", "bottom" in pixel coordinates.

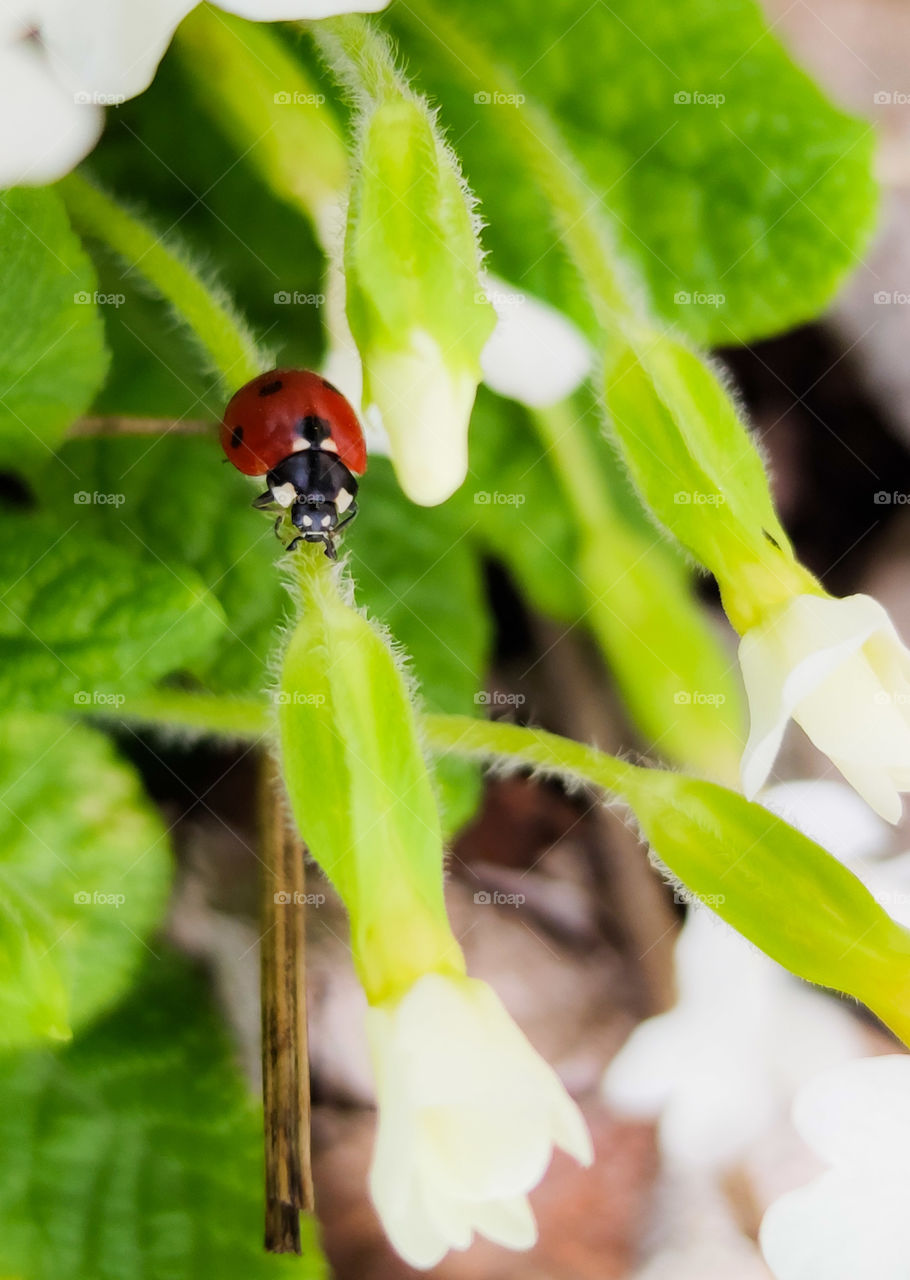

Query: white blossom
[
  {"left": 760, "top": 1056, "right": 910, "bottom": 1280},
  {"left": 366, "top": 972, "right": 592, "bottom": 1269},
  {"left": 603, "top": 780, "right": 888, "bottom": 1172},
  {"left": 602, "top": 908, "right": 865, "bottom": 1171},
  {"left": 0, "top": 0, "right": 388, "bottom": 187},
  {"left": 479, "top": 274, "right": 592, "bottom": 409},
  {"left": 739, "top": 592, "right": 910, "bottom": 822}
]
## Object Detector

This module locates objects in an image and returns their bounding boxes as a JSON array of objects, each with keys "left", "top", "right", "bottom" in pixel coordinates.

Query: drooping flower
[
  {"left": 279, "top": 552, "right": 592, "bottom": 1269},
  {"left": 760, "top": 1055, "right": 910, "bottom": 1280},
  {"left": 367, "top": 972, "right": 593, "bottom": 1270},
  {"left": 739, "top": 592, "right": 910, "bottom": 822},
  {"left": 361, "top": 332, "right": 481, "bottom": 506},
  {"left": 343, "top": 91, "right": 496, "bottom": 506},
  {"left": 602, "top": 779, "right": 887, "bottom": 1171},
  {"left": 0, "top": 0, "right": 389, "bottom": 187},
  {"left": 601, "top": 908, "right": 865, "bottom": 1172},
  {"left": 322, "top": 266, "right": 592, "bottom": 468}
]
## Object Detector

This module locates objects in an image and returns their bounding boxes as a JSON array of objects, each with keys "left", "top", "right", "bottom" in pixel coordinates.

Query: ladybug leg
[
  {"left": 253, "top": 490, "right": 281, "bottom": 511},
  {"left": 333, "top": 500, "right": 359, "bottom": 532},
  {"left": 274, "top": 516, "right": 301, "bottom": 551}
]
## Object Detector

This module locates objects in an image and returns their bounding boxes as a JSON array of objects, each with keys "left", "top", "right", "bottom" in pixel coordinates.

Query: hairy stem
[{"left": 59, "top": 171, "right": 267, "bottom": 391}]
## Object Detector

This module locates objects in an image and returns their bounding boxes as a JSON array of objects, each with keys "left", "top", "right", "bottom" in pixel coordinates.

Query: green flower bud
[
  {"left": 345, "top": 95, "right": 496, "bottom": 504},
  {"left": 277, "top": 549, "right": 464, "bottom": 1002}
]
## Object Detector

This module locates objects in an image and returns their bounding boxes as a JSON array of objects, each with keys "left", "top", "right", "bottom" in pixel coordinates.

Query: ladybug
[{"left": 220, "top": 368, "right": 367, "bottom": 558}]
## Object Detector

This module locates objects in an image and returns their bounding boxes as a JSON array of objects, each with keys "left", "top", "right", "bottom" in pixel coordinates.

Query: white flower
[
  {"left": 1, "top": 0, "right": 388, "bottom": 187},
  {"left": 760, "top": 1056, "right": 910, "bottom": 1280},
  {"left": 479, "top": 274, "right": 592, "bottom": 408},
  {"left": 325, "top": 273, "right": 593, "bottom": 481},
  {"left": 739, "top": 592, "right": 910, "bottom": 822},
  {"left": 366, "top": 972, "right": 593, "bottom": 1269},
  {"left": 363, "top": 331, "right": 478, "bottom": 506},
  {"left": 602, "top": 908, "right": 866, "bottom": 1172}
]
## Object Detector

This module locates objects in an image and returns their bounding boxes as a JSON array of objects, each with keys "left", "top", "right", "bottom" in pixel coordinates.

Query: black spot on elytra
[
  {"left": 297, "top": 415, "right": 332, "bottom": 445},
  {"left": 230, "top": 425, "right": 244, "bottom": 448},
  {"left": 258, "top": 379, "right": 283, "bottom": 397}
]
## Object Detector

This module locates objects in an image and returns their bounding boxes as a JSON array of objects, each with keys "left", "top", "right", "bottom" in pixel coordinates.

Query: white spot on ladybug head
[
  {"left": 336, "top": 488, "right": 353, "bottom": 514},
  {"left": 290, "top": 438, "right": 311, "bottom": 453},
  {"left": 321, "top": 514, "right": 331, "bottom": 527},
  {"left": 271, "top": 481, "right": 297, "bottom": 508},
  {"left": 301, "top": 514, "right": 313, "bottom": 527},
  {"left": 320, "top": 438, "right": 339, "bottom": 454}
]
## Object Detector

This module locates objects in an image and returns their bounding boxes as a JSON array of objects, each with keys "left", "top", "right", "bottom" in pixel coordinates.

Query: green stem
[
  {"left": 174, "top": 8, "right": 349, "bottom": 235},
  {"left": 113, "top": 688, "right": 270, "bottom": 739},
  {"left": 529, "top": 402, "right": 627, "bottom": 541},
  {"left": 83, "top": 685, "right": 642, "bottom": 802},
  {"left": 529, "top": 402, "right": 744, "bottom": 781},
  {"left": 422, "top": 713, "right": 641, "bottom": 800},
  {"left": 58, "top": 171, "right": 267, "bottom": 391},
  {"left": 395, "top": 2, "right": 632, "bottom": 325},
  {"left": 309, "top": 14, "right": 409, "bottom": 104}
]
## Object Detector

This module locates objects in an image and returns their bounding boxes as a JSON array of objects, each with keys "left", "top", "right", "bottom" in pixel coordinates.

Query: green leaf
[
  {"left": 0, "top": 955, "right": 326, "bottom": 1279},
  {"left": 41, "top": 443, "right": 489, "bottom": 826},
  {"left": 40, "top": 437, "right": 288, "bottom": 695},
  {"left": 0, "top": 714, "right": 171, "bottom": 1048},
  {"left": 348, "top": 458, "right": 490, "bottom": 829},
  {"left": 0, "top": 187, "right": 109, "bottom": 471},
  {"left": 393, "top": 0, "right": 876, "bottom": 344},
  {"left": 0, "top": 513, "right": 226, "bottom": 711}
]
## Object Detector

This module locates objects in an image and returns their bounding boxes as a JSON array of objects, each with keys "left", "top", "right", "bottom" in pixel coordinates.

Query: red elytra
[{"left": 219, "top": 369, "right": 367, "bottom": 477}]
